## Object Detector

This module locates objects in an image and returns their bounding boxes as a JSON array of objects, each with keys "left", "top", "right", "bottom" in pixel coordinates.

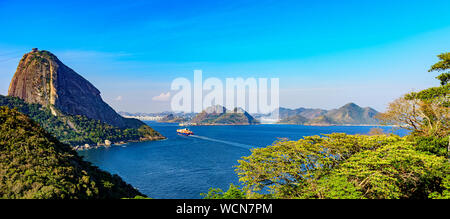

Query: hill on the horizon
[
  {"left": 190, "top": 105, "right": 259, "bottom": 125},
  {"left": 277, "top": 114, "right": 309, "bottom": 125},
  {"left": 159, "top": 113, "right": 189, "bottom": 123},
  {"left": 275, "top": 103, "right": 380, "bottom": 125}
]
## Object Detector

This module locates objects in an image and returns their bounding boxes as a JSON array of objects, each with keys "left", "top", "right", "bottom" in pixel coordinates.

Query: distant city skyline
[{"left": 1, "top": 0, "right": 449, "bottom": 112}]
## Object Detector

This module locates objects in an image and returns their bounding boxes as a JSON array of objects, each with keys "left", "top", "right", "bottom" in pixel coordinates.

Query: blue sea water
[{"left": 77, "top": 123, "right": 408, "bottom": 199}]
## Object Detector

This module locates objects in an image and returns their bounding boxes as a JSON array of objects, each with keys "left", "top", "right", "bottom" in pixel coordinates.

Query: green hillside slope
[{"left": 0, "top": 106, "right": 145, "bottom": 199}]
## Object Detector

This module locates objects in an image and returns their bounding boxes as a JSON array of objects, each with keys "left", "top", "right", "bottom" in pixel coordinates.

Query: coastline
[
  {"left": 148, "top": 120, "right": 397, "bottom": 127},
  {"left": 73, "top": 135, "right": 166, "bottom": 151}
]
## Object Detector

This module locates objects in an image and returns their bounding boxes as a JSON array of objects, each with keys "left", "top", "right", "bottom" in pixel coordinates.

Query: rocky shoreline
[{"left": 73, "top": 136, "right": 166, "bottom": 151}]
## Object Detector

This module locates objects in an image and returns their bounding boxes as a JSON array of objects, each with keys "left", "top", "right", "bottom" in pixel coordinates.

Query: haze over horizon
[{"left": 1, "top": 0, "right": 449, "bottom": 113}]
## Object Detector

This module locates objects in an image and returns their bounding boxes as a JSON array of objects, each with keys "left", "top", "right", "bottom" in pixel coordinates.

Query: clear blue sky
[{"left": 0, "top": 0, "right": 449, "bottom": 112}]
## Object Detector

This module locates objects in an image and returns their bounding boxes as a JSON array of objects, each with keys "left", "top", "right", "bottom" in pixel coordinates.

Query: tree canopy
[
  {"left": 377, "top": 53, "right": 449, "bottom": 137},
  {"left": 429, "top": 52, "right": 450, "bottom": 86},
  {"left": 234, "top": 134, "right": 449, "bottom": 199}
]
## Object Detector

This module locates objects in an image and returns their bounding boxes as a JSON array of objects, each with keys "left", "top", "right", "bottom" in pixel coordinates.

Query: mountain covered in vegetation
[
  {"left": 190, "top": 105, "right": 259, "bottom": 125},
  {"left": 4, "top": 49, "right": 164, "bottom": 146},
  {"left": 277, "top": 114, "right": 309, "bottom": 125},
  {"left": 276, "top": 103, "right": 379, "bottom": 125},
  {"left": 0, "top": 95, "right": 163, "bottom": 146},
  {"left": 159, "top": 113, "right": 189, "bottom": 123},
  {"left": 276, "top": 107, "right": 327, "bottom": 120},
  {"left": 0, "top": 106, "right": 145, "bottom": 199}
]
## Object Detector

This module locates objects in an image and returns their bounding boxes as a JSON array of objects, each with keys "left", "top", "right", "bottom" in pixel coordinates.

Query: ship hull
[{"left": 177, "top": 128, "right": 194, "bottom": 136}]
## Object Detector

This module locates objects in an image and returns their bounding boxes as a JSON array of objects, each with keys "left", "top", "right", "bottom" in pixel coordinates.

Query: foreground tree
[
  {"left": 377, "top": 95, "right": 448, "bottom": 137},
  {"left": 201, "top": 184, "right": 245, "bottom": 199},
  {"left": 429, "top": 52, "right": 450, "bottom": 86},
  {"left": 234, "top": 134, "right": 449, "bottom": 199},
  {"left": 203, "top": 53, "right": 450, "bottom": 199},
  {"left": 377, "top": 52, "right": 449, "bottom": 159},
  {"left": 0, "top": 106, "right": 145, "bottom": 199},
  {"left": 377, "top": 53, "right": 449, "bottom": 136}
]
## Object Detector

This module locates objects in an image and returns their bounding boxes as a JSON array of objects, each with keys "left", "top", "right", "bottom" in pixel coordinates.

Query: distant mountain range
[
  {"left": 120, "top": 102, "right": 380, "bottom": 126},
  {"left": 159, "top": 113, "right": 190, "bottom": 123},
  {"left": 274, "top": 103, "right": 379, "bottom": 125}
]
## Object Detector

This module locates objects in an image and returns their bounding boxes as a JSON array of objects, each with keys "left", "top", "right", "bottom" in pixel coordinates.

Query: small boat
[{"left": 177, "top": 128, "right": 194, "bottom": 136}]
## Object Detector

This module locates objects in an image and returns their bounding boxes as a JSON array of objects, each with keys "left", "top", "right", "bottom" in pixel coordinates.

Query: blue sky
[{"left": 0, "top": 0, "right": 449, "bottom": 112}]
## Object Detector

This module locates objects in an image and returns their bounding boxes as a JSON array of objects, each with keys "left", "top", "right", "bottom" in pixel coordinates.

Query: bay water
[{"left": 78, "top": 122, "right": 407, "bottom": 199}]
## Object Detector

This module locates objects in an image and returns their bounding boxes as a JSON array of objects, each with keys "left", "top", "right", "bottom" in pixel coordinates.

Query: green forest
[
  {"left": 0, "top": 106, "right": 145, "bottom": 199},
  {"left": 202, "top": 53, "right": 450, "bottom": 199}
]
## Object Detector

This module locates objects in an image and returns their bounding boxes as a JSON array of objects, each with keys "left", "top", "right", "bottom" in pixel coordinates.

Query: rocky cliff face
[{"left": 8, "top": 49, "right": 141, "bottom": 129}]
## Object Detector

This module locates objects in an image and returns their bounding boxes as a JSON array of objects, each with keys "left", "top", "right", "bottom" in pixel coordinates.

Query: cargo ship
[{"left": 177, "top": 128, "right": 194, "bottom": 136}]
